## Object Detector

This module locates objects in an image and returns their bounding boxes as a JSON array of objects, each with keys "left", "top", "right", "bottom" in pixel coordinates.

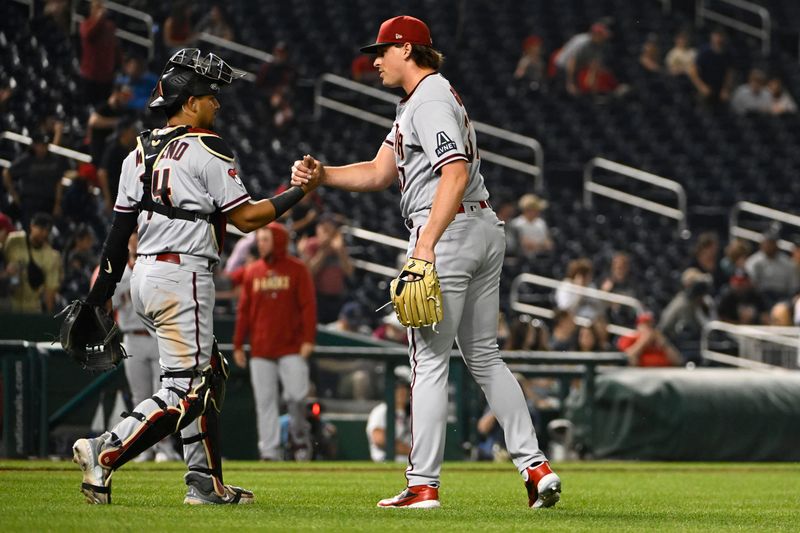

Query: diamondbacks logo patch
[
  {"left": 434, "top": 131, "right": 457, "bottom": 157},
  {"left": 228, "top": 167, "right": 243, "bottom": 186}
]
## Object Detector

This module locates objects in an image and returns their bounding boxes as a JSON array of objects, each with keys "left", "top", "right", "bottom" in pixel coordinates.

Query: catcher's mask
[{"left": 148, "top": 48, "right": 245, "bottom": 109}]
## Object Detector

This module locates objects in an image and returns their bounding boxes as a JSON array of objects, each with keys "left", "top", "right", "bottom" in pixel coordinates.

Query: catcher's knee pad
[
  {"left": 98, "top": 385, "right": 207, "bottom": 470},
  {"left": 98, "top": 395, "right": 184, "bottom": 469}
]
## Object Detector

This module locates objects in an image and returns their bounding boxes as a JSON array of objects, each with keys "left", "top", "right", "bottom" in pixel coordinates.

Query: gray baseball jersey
[
  {"left": 384, "top": 73, "right": 548, "bottom": 488},
  {"left": 114, "top": 127, "right": 251, "bottom": 263},
  {"left": 383, "top": 73, "right": 489, "bottom": 219}
]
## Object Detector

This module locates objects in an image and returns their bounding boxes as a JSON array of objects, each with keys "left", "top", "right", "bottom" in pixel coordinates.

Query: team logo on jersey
[
  {"left": 228, "top": 167, "right": 243, "bottom": 186},
  {"left": 434, "top": 131, "right": 457, "bottom": 157}
]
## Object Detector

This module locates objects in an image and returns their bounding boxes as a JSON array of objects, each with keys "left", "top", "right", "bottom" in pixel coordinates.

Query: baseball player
[
  {"left": 291, "top": 16, "right": 561, "bottom": 509},
  {"left": 232, "top": 222, "right": 317, "bottom": 461},
  {"left": 71, "top": 48, "right": 318, "bottom": 505}
]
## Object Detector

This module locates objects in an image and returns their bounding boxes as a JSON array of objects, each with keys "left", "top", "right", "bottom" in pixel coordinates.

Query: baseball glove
[
  {"left": 57, "top": 300, "right": 127, "bottom": 371},
  {"left": 389, "top": 257, "right": 444, "bottom": 328}
]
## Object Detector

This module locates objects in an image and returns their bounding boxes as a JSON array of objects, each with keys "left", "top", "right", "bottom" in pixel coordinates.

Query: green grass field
[{"left": 1, "top": 461, "right": 798, "bottom": 532}]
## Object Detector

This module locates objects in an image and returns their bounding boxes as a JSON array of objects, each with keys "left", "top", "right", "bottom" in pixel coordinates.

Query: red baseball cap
[{"left": 360, "top": 16, "right": 433, "bottom": 53}]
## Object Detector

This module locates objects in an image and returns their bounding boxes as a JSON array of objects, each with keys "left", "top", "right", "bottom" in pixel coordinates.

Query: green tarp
[{"left": 567, "top": 369, "right": 800, "bottom": 461}]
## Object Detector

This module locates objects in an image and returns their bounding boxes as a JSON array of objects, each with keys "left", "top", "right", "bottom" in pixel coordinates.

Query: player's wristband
[{"left": 269, "top": 186, "right": 305, "bottom": 219}]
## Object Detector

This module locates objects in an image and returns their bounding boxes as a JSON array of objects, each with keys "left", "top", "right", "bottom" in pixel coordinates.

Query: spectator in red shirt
[
  {"left": 616, "top": 312, "right": 682, "bottom": 367},
  {"left": 233, "top": 223, "right": 317, "bottom": 461},
  {"left": 79, "top": 0, "right": 119, "bottom": 106}
]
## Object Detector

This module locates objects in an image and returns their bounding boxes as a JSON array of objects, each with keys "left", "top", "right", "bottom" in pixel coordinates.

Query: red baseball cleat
[
  {"left": 524, "top": 461, "right": 561, "bottom": 508},
  {"left": 377, "top": 485, "right": 441, "bottom": 509}
]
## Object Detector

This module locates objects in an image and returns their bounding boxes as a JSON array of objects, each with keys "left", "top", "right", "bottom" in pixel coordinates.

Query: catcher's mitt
[
  {"left": 57, "top": 300, "right": 126, "bottom": 371},
  {"left": 389, "top": 257, "right": 444, "bottom": 328}
]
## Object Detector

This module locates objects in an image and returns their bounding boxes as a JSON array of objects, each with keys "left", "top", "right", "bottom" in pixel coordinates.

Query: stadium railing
[
  {"left": 314, "top": 73, "right": 546, "bottom": 192},
  {"left": 71, "top": 0, "right": 155, "bottom": 61},
  {"left": 510, "top": 272, "right": 640, "bottom": 337},
  {"left": 583, "top": 157, "right": 689, "bottom": 235},
  {"left": 696, "top": 0, "right": 771, "bottom": 55},
  {"left": 701, "top": 320, "right": 800, "bottom": 370},
  {"left": 729, "top": 200, "right": 800, "bottom": 253}
]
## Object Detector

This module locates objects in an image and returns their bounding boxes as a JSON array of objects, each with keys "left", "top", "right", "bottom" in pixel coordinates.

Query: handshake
[{"left": 291, "top": 154, "right": 325, "bottom": 191}]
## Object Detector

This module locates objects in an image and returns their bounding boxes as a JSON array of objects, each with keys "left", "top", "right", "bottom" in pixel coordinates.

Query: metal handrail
[
  {"left": 314, "top": 73, "right": 545, "bottom": 191},
  {"left": 583, "top": 157, "right": 688, "bottom": 234},
  {"left": 72, "top": 0, "right": 155, "bottom": 60},
  {"left": 1, "top": 131, "right": 92, "bottom": 163},
  {"left": 696, "top": 0, "right": 771, "bottom": 55},
  {"left": 196, "top": 32, "right": 273, "bottom": 82},
  {"left": 510, "top": 273, "right": 640, "bottom": 337},
  {"left": 701, "top": 320, "right": 797, "bottom": 370},
  {"left": 729, "top": 201, "right": 800, "bottom": 253},
  {"left": 339, "top": 225, "right": 407, "bottom": 279}
]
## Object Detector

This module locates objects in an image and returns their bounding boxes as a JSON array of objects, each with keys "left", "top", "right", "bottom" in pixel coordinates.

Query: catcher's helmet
[{"left": 148, "top": 48, "right": 245, "bottom": 109}]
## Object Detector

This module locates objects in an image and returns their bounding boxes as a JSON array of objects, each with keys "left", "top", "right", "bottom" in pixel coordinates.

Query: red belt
[
  {"left": 457, "top": 200, "right": 490, "bottom": 213},
  {"left": 156, "top": 253, "right": 181, "bottom": 265},
  {"left": 127, "top": 329, "right": 150, "bottom": 336}
]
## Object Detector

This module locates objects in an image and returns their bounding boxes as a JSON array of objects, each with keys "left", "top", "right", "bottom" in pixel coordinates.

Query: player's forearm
[
  {"left": 86, "top": 211, "right": 138, "bottom": 305},
  {"left": 322, "top": 161, "right": 394, "bottom": 192},
  {"left": 415, "top": 167, "right": 468, "bottom": 253}
]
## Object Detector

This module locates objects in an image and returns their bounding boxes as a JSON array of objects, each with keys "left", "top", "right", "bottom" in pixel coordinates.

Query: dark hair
[
  {"left": 410, "top": 45, "right": 444, "bottom": 70},
  {"left": 30, "top": 212, "right": 53, "bottom": 230}
]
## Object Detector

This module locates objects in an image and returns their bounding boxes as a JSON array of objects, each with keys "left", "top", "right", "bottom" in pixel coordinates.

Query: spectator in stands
[
  {"left": 163, "top": 1, "right": 196, "bottom": 52},
  {"left": 550, "top": 310, "right": 577, "bottom": 351},
  {"left": 60, "top": 223, "right": 97, "bottom": 303},
  {"left": 639, "top": 33, "right": 662, "bottom": 74},
  {"left": 719, "top": 238, "right": 752, "bottom": 280},
  {"left": 564, "top": 22, "right": 612, "bottom": 95},
  {"left": 196, "top": 3, "right": 234, "bottom": 41},
  {"left": 232, "top": 223, "right": 317, "bottom": 461},
  {"left": 658, "top": 268, "right": 714, "bottom": 363},
  {"left": 576, "top": 325, "right": 601, "bottom": 352},
  {"left": 744, "top": 229, "right": 796, "bottom": 305},
  {"left": 373, "top": 312, "right": 408, "bottom": 345},
  {"left": 555, "top": 257, "right": 603, "bottom": 321},
  {"left": 600, "top": 251, "right": 637, "bottom": 326},
  {"left": 504, "top": 314, "right": 550, "bottom": 351},
  {"left": 716, "top": 271, "right": 768, "bottom": 325},
  {"left": 366, "top": 366, "right": 412, "bottom": 462},
  {"left": 0, "top": 213, "right": 17, "bottom": 310},
  {"left": 576, "top": 57, "right": 629, "bottom": 98},
  {"left": 665, "top": 30, "right": 696, "bottom": 77},
  {"left": 44, "top": 0, "right": 71, "bottom": 36},
  {"left": 766, "top": 77, "right": 797, "bottom": 115},
  {"left": 511, "top": 194, "right": 552, "bottom": 260},
  {"left": 768, "top": 300, "right": 793, "bottom": 326},
  {"left": 688, "top": 28, "right": 734, "bottom": 104},
  {"left": 299, "top": 213, "right": 354, "bottom": 324},
  {"left": 40, "top": 115, "right": 65, "bottom": 147},
  {"left": 617, "top": 312, "right": 682, "bottom": 367},
  {"left": 87, "top": 84, "right": 133, "bottom": 163},
  {"left": 256, "top": 42, "right": 297, "bottom": 129},
  {"left": 514, "top": 35, "right": 545, "bottom": 92},
  {"left": 60, "top": 163, "right": 106, "bottom": 240},
  {"left": 689, "top": 231, "right": 724, "bottom": 293},
  {"left": 285, "top": 189, "right": 321, "bottom": 241},
  {"left": 324, "top": 300, "right": 371, "bottom": 335},
  {"left": 2, "top": 133, "right": 66, "bottom": 228},
  {"left": 3, "top": 213, "right": 61, "bottom": 313},
  {"left": 351, "top": 54, "right": 380, "bottom": 86},
  {"left": 730, "top": 68, "right": 771, "bottom": 115},
  {"left": 97, "top": 117, "right": 138, "bottom": 215},
  {"left": 79, "top": 0, "right": 119, "bottom": 106},
  {"left": 115, "top": 56, "right": 158, "bottom": 111}
]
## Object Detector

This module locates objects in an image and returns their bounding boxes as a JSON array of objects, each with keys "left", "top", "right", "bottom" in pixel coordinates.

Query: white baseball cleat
[
  {"left": 72, "top": 437, "right": 113, "bottom": 504},
  {"left": 524, "top": 461, "right": 561, "bottom": 509},
  {"left": 377, "top": 485, "right": 441, "bottom": 509}
]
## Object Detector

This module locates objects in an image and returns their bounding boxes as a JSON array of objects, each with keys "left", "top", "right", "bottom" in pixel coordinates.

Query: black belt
[{"left": 160, "top": 369, "right": 202, "bottom": 380}]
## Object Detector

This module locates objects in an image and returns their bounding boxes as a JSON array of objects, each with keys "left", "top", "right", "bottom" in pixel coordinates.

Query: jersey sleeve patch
[{"left": 198, "top": 135, "right": 235, "bottom": 162}]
